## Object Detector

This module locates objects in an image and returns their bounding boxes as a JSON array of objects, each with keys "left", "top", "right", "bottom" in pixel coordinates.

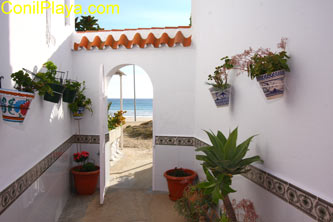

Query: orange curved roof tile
[{"left": 73, "top": 31, "right": 192, "bottom": 51}]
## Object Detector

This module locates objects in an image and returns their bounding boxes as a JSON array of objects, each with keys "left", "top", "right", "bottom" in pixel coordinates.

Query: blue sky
[
  {"left": 75, "top": 0, "right": 191, "bottom": 29},
  {"left": 77, "top": 0, "right": 191, "bottom": 98},
  {"left": 108, "top": 65, "right": 153, "bottom": 99}
]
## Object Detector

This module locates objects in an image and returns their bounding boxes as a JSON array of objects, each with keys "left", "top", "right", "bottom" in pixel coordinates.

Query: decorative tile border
[
  {"left": 155, "top": 136, "right": 333, "bottom": 222},
  {"left": 0, "top": 136, "right": 73, "bottom": 215},
  {"left": 0, "top": 134, "right": 102, "bottom": 216},
  {"left": 72, "top": 135, "right": 100, "bottom": 144},
  {"left": 155, "top": 136, "right": 195, "bottom": 146},
  {"left": 1, "top": 134, "right": 332, "bottom": 221}
]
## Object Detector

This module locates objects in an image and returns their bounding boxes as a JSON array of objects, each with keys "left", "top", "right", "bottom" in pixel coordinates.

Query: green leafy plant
[
  {"left": 75, "top": 15, "right": 104, "bottom": 31},
  {"left": 68, "top": 81, "right": 93, "bottom": 113},
  {"left": 196, "top": 128, "right": 263, "bottom": 222},
  {"left": 230, "top": 38, "right": 290, "bottom": 79},
  {"left": 167, "top": 168, "right": 191, "bottom": 177},
  {"left": 175, "top": 184, "right": 217, "bottom": 222},
  {"left": 34, "top": 61, "right": 62, "bottom": 96},
  {"left": 64, "top": 80, "right": 81, "bottom": 91},
  {"left": 10, "top": 70, "right": 35, "bottom": 93},
  {"left": 207, "top": 56, "right": 233, "bottom": 90},
  {"left": 249, "top": 50, "right": 290, "bottom": 79},
  {"left": 107, "top": 102, "right": 126, "bottom": 130}
]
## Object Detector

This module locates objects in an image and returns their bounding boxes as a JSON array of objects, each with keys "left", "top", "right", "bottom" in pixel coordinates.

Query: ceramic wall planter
[
  {"left": 164, "top": 168, "right": 197, "bottom": 201},
  {"left": 256, "top": 70, "right": 285, "bottom": 100},
  {"left": 71, "top": 166, "right": 100, "bottom": 195},
  {"left": 73, "top": 107, "right": 85, "bottom": 120},
  {"left": 62, "top": 88, "right": 77, "bottom": 103},
  {"left": 209, "top": 86, "right": 231, "bottom": 107},
  {"left": 44, "top": 83, "right": 65, "bottom": 103},
  {"left": 0, "top": 88, "right": 34, "bottom": 123}
]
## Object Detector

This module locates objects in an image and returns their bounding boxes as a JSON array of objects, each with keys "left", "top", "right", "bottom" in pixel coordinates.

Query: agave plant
[{"left": 195, "top": 128, "right": 263, "bottom": 222}]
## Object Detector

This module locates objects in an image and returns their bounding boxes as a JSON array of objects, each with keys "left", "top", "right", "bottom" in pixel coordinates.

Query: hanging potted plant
[
  {"left": 71, "top": 151, "right": 100, "bottom": 195},
  {"left": 34, "top": 61, "right": 65, "bottom": 103},
  {"left": 68, "top": 81, "right": 92, "bottom": 120},
  {"left": 63, "top": 80, "right": 81, "bottom": 103},
  {"left": 207, "top": 56, "right": 233, "bottom": 107},
  {"left": 0, "top": 70, "right": 35, "bottom": 123},
  {"left": 231, "top": 38, "right": 290, "bottom": 99},
  {"left": 164, "top": 167, "right": 197, "bottom": 201}
]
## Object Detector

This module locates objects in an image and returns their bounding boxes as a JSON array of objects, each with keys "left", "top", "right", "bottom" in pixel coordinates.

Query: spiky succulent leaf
[{"left": 223, "top": 128, "right": 238, "bottom": 159}]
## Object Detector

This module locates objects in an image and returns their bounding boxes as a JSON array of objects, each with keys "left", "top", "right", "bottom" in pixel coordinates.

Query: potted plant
[
  {"left": 207, "top": 56, "right": 233, "bottom": 107},
  {"left": 68, "top": 81, "right": 92, "bottom": 120},
  {"left": 175, "top": 184, "right": 217, "bottom": 222},
  {"left": 196, "top": 128, "right": 263, "bottom": 222},
  {"left": 71, "top": 151, "right": 100, "bottom": 195},
  {"left": 34, "top": 61, "right": 65, "bottom": 103},
  {"left": 164, "top": 167, "right": 197, "bottom": 201},
  {"left": 231, "top": 38, "right": 290, "bottom": 99},
  {"left": 108, "top": 105, "right": 126, "bottom": 131},
  {"left": 0, "top": 70, "right": 35, "bottom": 123},
  {"left": 63, "top": 80, "right": 81, "bottom": 103}
]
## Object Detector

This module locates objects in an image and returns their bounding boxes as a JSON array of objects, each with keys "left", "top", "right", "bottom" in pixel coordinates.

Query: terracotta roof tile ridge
[{"left": 73, "top": 31, "right": 192, "bottom": 51}]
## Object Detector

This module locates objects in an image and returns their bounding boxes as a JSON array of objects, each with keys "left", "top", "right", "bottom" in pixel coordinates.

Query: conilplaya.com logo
[{"left": 1, "top": 1, "right": 119, "bottom": 17}]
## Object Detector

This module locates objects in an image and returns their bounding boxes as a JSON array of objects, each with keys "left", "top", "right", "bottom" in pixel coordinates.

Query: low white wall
[
  {"left": 192, "top": 0, "right": 333, "bottom": 220},
  {"left": 0, "top": 148, "right": 71, "bottom": 222}
]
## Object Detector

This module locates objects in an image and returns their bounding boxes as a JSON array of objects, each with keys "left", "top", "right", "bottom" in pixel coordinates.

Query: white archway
[{"left": 100, "top": 63, "right": 155, "bottom": 203}]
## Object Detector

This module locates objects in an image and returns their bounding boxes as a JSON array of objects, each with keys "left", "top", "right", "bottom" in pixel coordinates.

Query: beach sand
[{"left": 123, "top": 116, "right": 153, "bottom": 149}]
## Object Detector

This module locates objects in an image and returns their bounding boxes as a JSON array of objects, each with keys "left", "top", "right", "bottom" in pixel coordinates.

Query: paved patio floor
[{"left": 58, "top": 148, "right": 185, "bottom": 222}]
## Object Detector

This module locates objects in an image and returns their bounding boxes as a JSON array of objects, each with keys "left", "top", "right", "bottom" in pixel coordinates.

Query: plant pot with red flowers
[
  {"left": 71, "top": 151, "right": 99, "bottom": 195},
  {"left": 0, "top": 70, "right": 36, "bottom": 123},
  {"left": 164, "top": 168, "right": 197, "bottom": 201}
]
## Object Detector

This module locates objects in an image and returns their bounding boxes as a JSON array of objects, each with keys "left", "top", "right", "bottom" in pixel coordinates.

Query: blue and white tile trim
[
  {"left": 1, "top": 134, "right": 332, "bottom": 221},
  {"left": 156, "top": 136, "right": 333, "bottom": 222},
  {"left": 0, "top": 134, "right": 101, "bottom": 216}
]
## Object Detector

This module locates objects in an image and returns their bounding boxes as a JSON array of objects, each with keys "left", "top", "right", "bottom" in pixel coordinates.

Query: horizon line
[{"left": 107, "top": 97, "right": 153, "bottom": 99}]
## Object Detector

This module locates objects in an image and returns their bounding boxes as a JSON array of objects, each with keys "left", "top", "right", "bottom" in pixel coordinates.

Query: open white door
[{"left": 99, "top": 64, "right": 108, "bottom": 204}]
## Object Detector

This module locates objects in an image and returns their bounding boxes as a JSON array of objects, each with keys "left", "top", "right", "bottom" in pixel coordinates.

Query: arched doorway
[{"left": 101, "top": 64, "right": 154, "bottom": 201}]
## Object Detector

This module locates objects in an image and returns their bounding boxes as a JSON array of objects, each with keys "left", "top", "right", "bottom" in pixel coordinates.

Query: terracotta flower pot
[
  {"left": 0, "top": 88, "right": 34, "bottom": 123},
  {"left": 256, "top": 70, "right": 285, "bottom": 100},
  {"left": 71, "top": 166, "right": 100, "bottom": 195},
  {"left": 164, "top": 168, "right": 197, "bottom": 201},
  {"left": 209, "top": 86, "right": 231, "bottom": 107}
]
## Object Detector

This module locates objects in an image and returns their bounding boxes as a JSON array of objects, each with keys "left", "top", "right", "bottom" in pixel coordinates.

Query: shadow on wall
[{"left": 0, "top": 3, "right": 11, "bottom": 86}]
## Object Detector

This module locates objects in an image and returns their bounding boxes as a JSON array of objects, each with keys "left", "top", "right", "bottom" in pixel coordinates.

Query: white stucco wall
[
  {"left": 0, "top": 0, "right": 75, "bottom": 221},
  {"left": 1, "top": 0, "right": 332, "bottom": 221},
  {"left": 192, "top": 0, "right": 333, "bottom": 221},
  {"left": 72, "top": 32, "right": 196, "bottom": 190}
]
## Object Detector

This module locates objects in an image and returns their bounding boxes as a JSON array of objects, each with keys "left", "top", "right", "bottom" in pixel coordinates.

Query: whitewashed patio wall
[
  {"left": 192, "top": 0, "right": 333, "bottom": 221},
  {"left": 0, "top": 0, "right": 75, "bottom": 221},
  {"left": 72, "top": 44, "right": 196, "bottom": 191}
]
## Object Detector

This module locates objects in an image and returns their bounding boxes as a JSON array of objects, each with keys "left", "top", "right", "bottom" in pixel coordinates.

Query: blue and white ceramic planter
[
  {"left": 209, "top": 86, "right": 231, "bottom": 107},
  {"left": 73, "top": 107, "right": 85, "bottom": 120},
  {"left": 256, "top": 70, "right": 286, "bottom": 100},
  {"left": 0, "top": 88, "right": 34, "bottom": 123}
]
